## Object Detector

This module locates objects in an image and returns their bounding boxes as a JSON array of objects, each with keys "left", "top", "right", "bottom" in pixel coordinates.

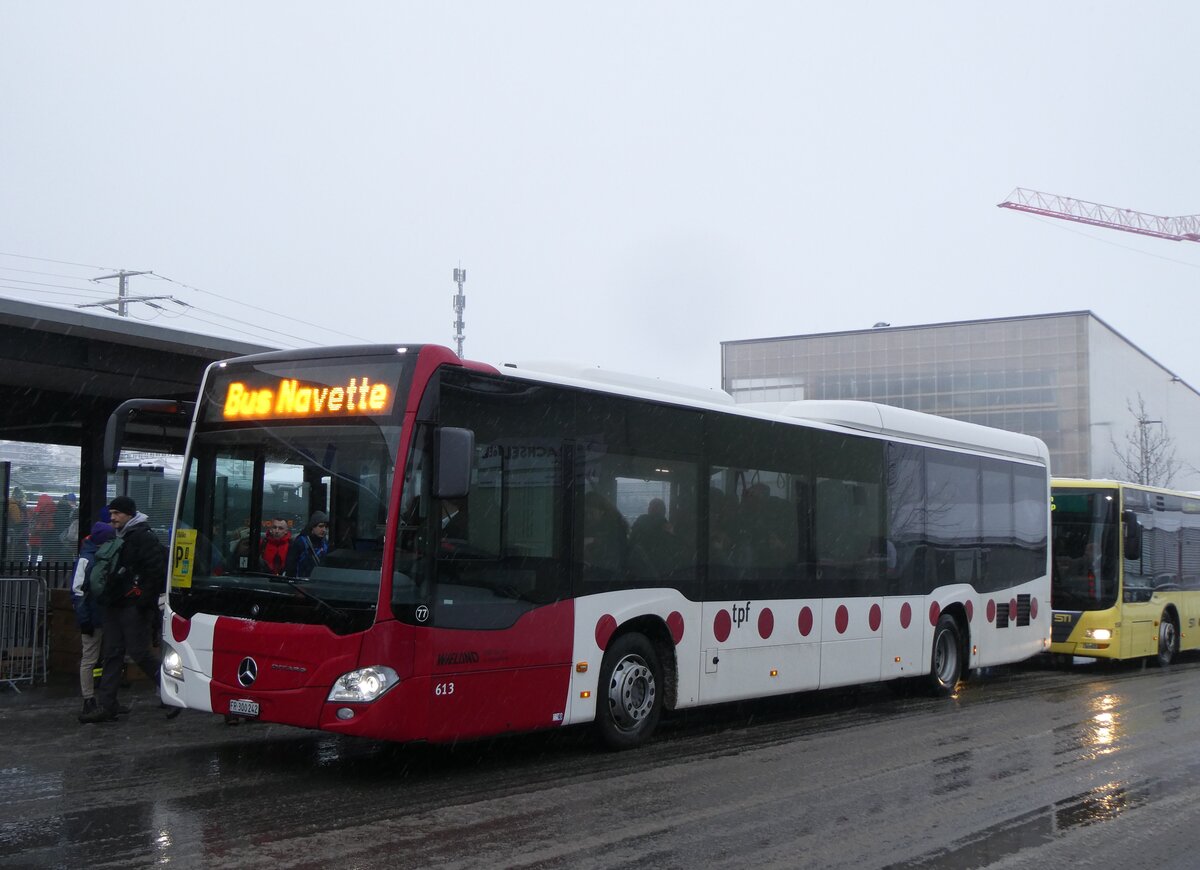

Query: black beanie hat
[{"left": 108, "top": 495, "right": 137, "bottom": 516}]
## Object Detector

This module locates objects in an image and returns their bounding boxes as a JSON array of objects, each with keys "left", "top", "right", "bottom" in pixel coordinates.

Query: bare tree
[{"left": 1110, "top": 394, "right": 1179, "bottom": 487}]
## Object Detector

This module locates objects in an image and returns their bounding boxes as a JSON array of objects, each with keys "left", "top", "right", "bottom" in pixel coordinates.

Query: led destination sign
[{"left": 221, "top": 375, "right": 394, "bottom": 421}]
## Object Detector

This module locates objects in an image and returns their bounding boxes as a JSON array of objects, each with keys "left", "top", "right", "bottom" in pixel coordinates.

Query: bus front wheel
[
  {"left": 595, "top": 633, "right": 662, "bottom": 750},
  {"left": 1156, "top": 613, "right": 1179, "bottom": 667},
  {"left": 928, "top": 614, "right": 963, "bottom": 696}
]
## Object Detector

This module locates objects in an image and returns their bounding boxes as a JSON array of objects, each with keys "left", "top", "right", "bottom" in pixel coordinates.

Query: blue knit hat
[{"left": 90, "top": 522, "right": 116, "bottom": 545}]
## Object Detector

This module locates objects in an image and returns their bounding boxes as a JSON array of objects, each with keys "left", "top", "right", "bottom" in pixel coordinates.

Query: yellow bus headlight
[{"left": 1085, "top": 628, "right": 1112, "bottom": 641}]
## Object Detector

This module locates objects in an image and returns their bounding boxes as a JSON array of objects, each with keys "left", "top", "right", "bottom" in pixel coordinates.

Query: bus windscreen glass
[
  {"left": 170, "top": 354, "right": 412, "bottom": 632},
  {"left": 1051, "top": 488, "right": 1119, "bottom": 610}
]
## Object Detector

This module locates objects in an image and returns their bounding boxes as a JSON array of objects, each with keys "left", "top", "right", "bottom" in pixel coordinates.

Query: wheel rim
[
  {"left": 606, "top": 653, "right": 656, "bottom": 732},
  {"left": 934, "top": 629, "right": 958, "bottom": 686},
  {"left": 1161, "top": 620, "right": 1177, "bottom": 656}
]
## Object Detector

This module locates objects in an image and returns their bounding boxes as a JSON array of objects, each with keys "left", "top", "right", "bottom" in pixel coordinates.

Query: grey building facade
[{"left": 721, "top": 311, "right": 1200, "bottom": 490}]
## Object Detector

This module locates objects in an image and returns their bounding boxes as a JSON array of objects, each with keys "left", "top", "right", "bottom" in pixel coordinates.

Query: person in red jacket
[
  {"left": 260, "top": 516, "right": 291, "bottom": 575},
  {"left": 28, "top": 493, "right": 56, "bottom": 558}
]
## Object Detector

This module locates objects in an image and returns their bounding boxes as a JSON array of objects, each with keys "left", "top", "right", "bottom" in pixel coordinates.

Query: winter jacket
[
  {"left": 102, "top": 512, "right": 167, "bottom": 608},
  {"left": 261, "top": 533, "right": 291, "bottom": 575},
  {"left": 71, "top": 533, "right": 111, "bottom": 631},
  {"left": 29, "top": 495, "right": 55, "bottom": 548},
  {"left": 284, "top": 533, "right": 328, "bottom": 578}
]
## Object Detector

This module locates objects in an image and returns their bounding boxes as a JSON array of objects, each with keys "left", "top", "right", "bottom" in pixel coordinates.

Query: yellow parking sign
[{"left": 172, "top": 528, "right": 196, "bottom": 588}]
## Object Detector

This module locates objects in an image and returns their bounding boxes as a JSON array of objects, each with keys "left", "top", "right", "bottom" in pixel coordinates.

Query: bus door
[
  {"left": 418, "top": 432, "right": 575, "bottom": 741},
  {"left": 1121, "top": 502, "right": 1172, "bottom": 658}
]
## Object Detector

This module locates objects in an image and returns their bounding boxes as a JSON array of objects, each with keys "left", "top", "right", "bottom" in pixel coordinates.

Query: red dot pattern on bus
[
  {"left": 714, "top": 609, "right": 731, "bottom": 642},
  {"left": 758, "top": 607, "right": 774, "bottom": 639},
  {"left": 667, "top": 611, "right": 685, "bottom": 645},
  {"left": 595, "top": 614, "right": 617, "bottom": 650},
  {"left": 637, "top": 595, "right": 1035, "bottom": 648},
  {"left": 798, "top": 606, "right": 814, "bottom": 636},
  {"left": 171, "top": 613, "right": 191, "bottom": 644}
]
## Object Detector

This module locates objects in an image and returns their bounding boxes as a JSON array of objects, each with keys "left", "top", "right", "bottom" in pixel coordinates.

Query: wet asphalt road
[{"left": 3, "top": 657, "right": 1200, "bottom": 869}]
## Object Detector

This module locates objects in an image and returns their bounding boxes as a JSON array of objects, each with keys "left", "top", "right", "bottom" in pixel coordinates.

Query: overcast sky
[{"left": 2, "top": 3, "right": 1198, "bottom": 391}]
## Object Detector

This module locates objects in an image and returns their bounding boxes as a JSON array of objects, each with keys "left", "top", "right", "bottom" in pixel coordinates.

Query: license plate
[{"left": 229, "top": 699, "right": 260, "bottom": 717}]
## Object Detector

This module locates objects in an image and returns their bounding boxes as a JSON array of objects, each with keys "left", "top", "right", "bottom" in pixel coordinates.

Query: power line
[
  {"left": 0, "top": 251, "right": 117, "bottom": 270},
  {"left": 0, "top": 285, "right": 104, "bottom": 302},
  {"left": 152, "top": 272, "right": 372, "bottom": 343},
  {"left": 0, "top": 276, "right": 112, "bottom": 295},
  {"left": 0, "top": 250, "right": 375, "bottom": 347},
  {"left": 0, "top": 265, "right": 107, "bottom": 282}
]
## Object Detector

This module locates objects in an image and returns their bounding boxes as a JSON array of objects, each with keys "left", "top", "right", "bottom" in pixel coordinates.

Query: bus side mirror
[
  {"left": 1122, "top": 510, "right": 1142, "bottom": 561},
  {"left": 104, "top": 399, "right": 195, "bottom": 472},
  {"left": 434, "top": 427, "right": 474, "bottom": 499}
]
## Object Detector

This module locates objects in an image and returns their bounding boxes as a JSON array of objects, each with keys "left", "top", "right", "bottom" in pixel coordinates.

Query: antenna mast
[{"left": 452, "top": 267, "right": 467, "bottom": 357}]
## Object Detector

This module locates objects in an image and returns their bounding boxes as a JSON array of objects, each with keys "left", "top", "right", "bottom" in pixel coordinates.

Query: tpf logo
[{"left": 731, "top": 601, "right": 753, "bottom": 628}]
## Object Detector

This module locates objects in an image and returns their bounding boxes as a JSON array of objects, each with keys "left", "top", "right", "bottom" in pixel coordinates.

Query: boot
[
  {"left": 80, "top": 697, "right": 97, "bottom": 715},
  {"left": 79, "top": 705, "right": 118, "bottom": 724}
]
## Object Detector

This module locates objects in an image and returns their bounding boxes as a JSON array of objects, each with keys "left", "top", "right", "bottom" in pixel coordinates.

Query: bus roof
[
  {"left": 503, "top": 364, "right": 1048, "bottom": 466},
  {"left": 203, "top": 344, "right": 1048, "bottom": 466}
]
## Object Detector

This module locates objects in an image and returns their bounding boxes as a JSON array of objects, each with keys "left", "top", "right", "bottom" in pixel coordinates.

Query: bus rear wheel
[
  {"left": 595, "top": 633, "right": 662, "bottom": 750},
  {"left": 1156, "top": 613, "right": 1179, "bottom": 667},
  {"left": 927, "top": 614, "right": 963, "bottom": 696}
]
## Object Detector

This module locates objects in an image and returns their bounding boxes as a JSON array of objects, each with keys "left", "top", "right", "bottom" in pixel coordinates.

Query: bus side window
[{"left": 1122, "top": 510, "right": 1142, "bottom": 561}]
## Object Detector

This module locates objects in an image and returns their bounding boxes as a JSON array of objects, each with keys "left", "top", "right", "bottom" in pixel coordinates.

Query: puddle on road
[{"left": 887, "top": 778, "right": 1161, "bottom": 869}]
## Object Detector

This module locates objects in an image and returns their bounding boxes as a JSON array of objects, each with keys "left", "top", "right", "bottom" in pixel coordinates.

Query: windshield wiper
[{"left": 271, "top": 576, "right": 352, "bottom": 629}]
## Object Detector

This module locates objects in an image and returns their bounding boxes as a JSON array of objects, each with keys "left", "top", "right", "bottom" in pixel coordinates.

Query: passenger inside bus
[
  {"left": 628, "top": 497, "right": 688, "bottom": 580},
  {"left": 582, "top": 492, "right": 628, "bottom": 580},
  {"left": 285, "top": 512, "right": 329, "bottom": 577}
]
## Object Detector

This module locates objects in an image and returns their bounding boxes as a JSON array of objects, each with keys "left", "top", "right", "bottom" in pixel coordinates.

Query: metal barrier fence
[
  {"left": 0, "top": 576, "right": 48, "bottom": 691},
  {"left": 0, "top": 559, "right": 74, "bottom": 590}
]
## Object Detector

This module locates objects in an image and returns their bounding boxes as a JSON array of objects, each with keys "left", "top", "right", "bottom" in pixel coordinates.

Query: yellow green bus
[{"left": 1051, "top": 478, "right": 1200, "bottom": 665}]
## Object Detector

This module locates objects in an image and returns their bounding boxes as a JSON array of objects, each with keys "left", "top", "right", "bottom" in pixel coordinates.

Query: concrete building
[{"left": 721, "top": 311, "right": 1200, "bottom": 490}]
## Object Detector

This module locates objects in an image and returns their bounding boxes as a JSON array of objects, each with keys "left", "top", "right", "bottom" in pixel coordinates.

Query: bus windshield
[
  {"left": 1051, "top": 488, "right": 1119, "bottom": 611},
  {"left": 169, "top": 352, "right": 410, "bottom": 633}
]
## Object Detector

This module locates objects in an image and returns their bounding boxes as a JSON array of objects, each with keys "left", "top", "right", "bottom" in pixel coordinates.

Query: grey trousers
[{"left": 79, "top": 629, "right": 103, "bottom": 699}]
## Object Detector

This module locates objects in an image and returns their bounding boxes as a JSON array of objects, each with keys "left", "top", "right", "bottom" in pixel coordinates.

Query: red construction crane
[{"left": 998, "top": 188, "right": 1200, "bottom": 243}]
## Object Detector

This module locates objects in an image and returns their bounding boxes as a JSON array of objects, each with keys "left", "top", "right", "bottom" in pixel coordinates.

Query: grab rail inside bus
[{"left": 104, "top": 398, "right": 196, "bottom": 472}]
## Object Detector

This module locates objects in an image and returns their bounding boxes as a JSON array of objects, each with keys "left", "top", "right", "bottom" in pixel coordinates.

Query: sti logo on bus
[{"left": 222, "top": 376, "right": 392, "bottom": 420}]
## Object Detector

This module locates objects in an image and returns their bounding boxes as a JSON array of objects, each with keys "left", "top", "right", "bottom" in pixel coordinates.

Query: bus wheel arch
[
  {"left": 1156, "top": 607, "right": 1180, "bottom": 667},
  {"left": 927, "top": 607, "right": 967, "bottom": 696},
  {"left": 594, "top": 616, "right": 675, "bottom": 750}
]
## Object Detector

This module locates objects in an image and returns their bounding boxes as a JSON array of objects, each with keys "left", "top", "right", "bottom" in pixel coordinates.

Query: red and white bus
[{"left": 114, "top": 343, "right": 1051, "bottom": 748}]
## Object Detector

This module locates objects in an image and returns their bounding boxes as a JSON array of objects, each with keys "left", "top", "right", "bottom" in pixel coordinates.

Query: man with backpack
[
  {"left": 79, "top": 496, "right": 167, "bottom": 724},
  {"left": 71, "top": 519, "right": 116, "bottom": 716}
]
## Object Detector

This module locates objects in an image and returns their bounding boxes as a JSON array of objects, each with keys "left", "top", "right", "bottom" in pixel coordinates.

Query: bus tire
[
  {"left": 1156, "top": 612, "right": 1179, "bottom": 667},
  {"left": 595, "top": 632, "right": 662, "bottom": 750},
  {"left": 927, "top": 614, "right": 963, "bottom": 697}
]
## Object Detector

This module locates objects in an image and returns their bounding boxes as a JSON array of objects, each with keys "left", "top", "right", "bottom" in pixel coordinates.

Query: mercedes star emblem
[{"left": 237, "top": 657, "right": 258, "bottom": 687}]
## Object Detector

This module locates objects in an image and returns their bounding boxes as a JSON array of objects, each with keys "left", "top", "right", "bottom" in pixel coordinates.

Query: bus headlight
[
  {"left": 327, "top": 666, "right": 399, "bottom": 703},
  {"left": 162, "top": 646, "right": 184, "bottom": 680},
  {"left": 1085, "top": 628, "right": 1113, "bottom": 641}
]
